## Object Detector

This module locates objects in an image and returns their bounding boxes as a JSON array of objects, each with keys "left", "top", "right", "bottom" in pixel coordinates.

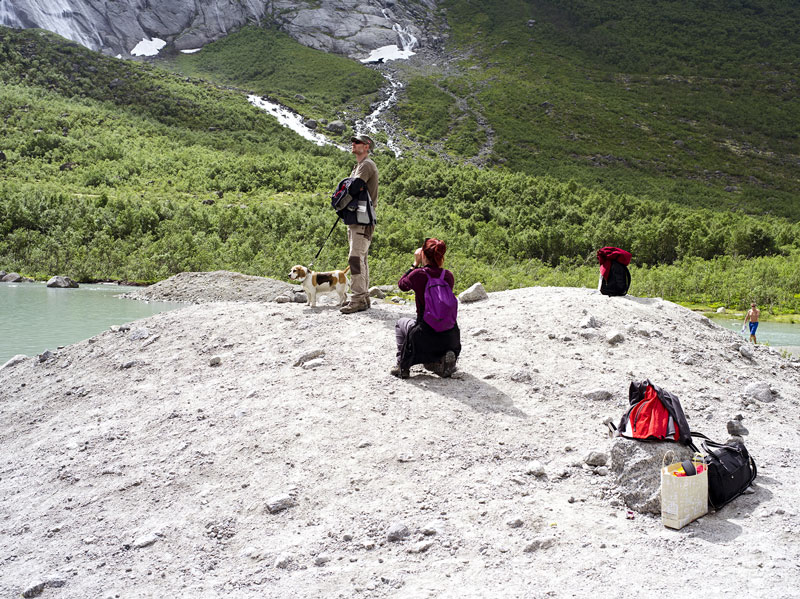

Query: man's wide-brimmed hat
[{"left": 351, "top": 134, "right": 375, "bottom": 151}]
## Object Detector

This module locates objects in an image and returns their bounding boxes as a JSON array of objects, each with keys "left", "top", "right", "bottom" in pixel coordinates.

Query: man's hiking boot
[
  {"left": 440, "top": 351, "right": 457, "bottom": 378},
  {"left": 390, "top": 365, "right": 410, "bottom": 379},
  {"left": 340, "top": 301, "right": 369, "bottom": 314},
  {"left": 427, "top": 351, "right": 457, "bottom": 378}
]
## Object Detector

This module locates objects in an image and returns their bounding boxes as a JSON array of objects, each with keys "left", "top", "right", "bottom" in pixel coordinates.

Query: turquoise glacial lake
[
  {"left": 712, "top": 316, "right": 800, "bottom": 355},
  {"left": 0, "top": 282, "right": 183, "bottom": 365}
]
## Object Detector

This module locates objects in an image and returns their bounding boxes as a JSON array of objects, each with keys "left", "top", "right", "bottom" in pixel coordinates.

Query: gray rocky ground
[{"left": 1, "top": 272, "right": 799, "bottom": 598}]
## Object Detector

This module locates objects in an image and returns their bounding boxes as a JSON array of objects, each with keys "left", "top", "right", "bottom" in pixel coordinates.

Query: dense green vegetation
[
  {"left": 395, "top": 78, "right": 456, "bottom": 142},
  {"left": 1, "top": 9, "right": 799, "bottom": 314},
  {"left": 160, "top": 26, "right": 384, "bottom": 121},
  {"left": 437, "top": 0, "right": 800, "bottom": 218}
]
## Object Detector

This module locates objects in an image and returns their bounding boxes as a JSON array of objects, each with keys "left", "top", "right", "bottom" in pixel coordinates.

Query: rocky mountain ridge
[{"left": 0, "top": 0, "right": 441, "bottom": 58}]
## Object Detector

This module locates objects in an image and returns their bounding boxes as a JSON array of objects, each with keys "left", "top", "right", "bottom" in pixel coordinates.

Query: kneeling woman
[{"left": 391, "top": 238, "right": 461, "bottom": 379}]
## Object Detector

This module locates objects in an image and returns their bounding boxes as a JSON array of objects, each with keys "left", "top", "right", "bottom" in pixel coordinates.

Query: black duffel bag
[{"left": 701, "top": 437, "right": 757, "bottom": 510}]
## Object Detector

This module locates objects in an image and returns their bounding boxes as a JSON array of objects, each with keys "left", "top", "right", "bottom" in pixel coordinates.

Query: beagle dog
[{"left": 289, "top": 265, "right": 350, "bottom": 307}]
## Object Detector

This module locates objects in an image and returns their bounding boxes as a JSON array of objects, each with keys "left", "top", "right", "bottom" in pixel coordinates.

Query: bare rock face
[
  {"left": 46, "top": 276, "right": 79, "bottom": 288},
  {"left": 609, "top": 437, "right": 694, "bottom": 514},
  {"left": 1, "top": 0, "right": 440, "bottom": 59}
]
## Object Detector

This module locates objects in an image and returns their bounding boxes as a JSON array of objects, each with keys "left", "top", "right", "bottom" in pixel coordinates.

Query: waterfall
[
  {"left": 352, "top": 9, "right": 422, "bottom": 156},
  {"left": 360, "top": 9, "right": 418, "bottom": 63}
]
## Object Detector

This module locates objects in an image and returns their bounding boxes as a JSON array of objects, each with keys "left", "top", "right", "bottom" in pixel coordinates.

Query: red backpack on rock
[{"left": 618, "top": 380, "right": 693, "bottom": 445}]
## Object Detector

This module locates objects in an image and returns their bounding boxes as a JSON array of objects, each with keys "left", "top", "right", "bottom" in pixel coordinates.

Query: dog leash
[{"left": 309, "top": 215, "right": 340, "bottom": 268}]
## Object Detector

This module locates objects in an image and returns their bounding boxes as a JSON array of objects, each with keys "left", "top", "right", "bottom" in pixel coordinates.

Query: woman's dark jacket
[{"left": 397, "top": 266, "right": 461, "bottom": 369}]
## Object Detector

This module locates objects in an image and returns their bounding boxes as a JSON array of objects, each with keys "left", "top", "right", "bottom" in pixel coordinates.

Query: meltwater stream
[{"left": 248, "top": 11, "right": 418, "bottom": 156}]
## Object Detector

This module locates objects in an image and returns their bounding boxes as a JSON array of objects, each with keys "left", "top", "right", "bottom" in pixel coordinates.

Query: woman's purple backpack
[{"left": 423, "top": 270, "right": 458, "bottom": 332}]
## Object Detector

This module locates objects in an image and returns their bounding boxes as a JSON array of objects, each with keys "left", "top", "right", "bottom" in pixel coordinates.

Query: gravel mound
[
  {"left": 2, "top": 284, "right": 799, "bottom": 597},
  {"left": 123, "top": 270, "right": 294, "bottom": 303}
]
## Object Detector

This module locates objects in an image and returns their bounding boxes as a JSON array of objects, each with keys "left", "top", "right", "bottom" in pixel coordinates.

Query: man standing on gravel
[
  {"left": 340, "top": 134, "right": 378, "bottom": 314},
  {"left": 744, "top": 302, "right": 760, "bottom": 344}
]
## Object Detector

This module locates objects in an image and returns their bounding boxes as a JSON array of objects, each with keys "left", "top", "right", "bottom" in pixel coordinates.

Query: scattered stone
[
  {"left": 511, "top": 370, "right": 533, "bottom": 383},
  {"left": 1, "top": 354, "right": 27, "bottom": 369},
  {"left": 121, "top": 360, "right": 136, "bottom": 369},
  {"left": 605, "top": 330, "right": 625, "bottom": 345},
  {"left": 739, "top": 345, "right": 755, "bottom": 360},
  {"left": 266, "top": 494, "right": 295, "bottom": 514},
  {"left": 584, "top": 451, "right": 608, "bottom": 467},
  {"left": 46, "top": 276, "right": 79, "bottom": 288},
  {"left": 141, "top": 334, "right": 160, "bottom": 348},
  {"left": 357, "top": 440, "right": 372, "bottom": 448},
  {"left": 506, "top": 518, "right": 524, "bottom": 528},
  {"left": 609, "top": 438, "right": 694, "bottom": 514},
  {"left": 133, "top": 534, "right": 158, "bottom": 548},
  {"left": 205, "top": 519, "right": 236, "bottom": 540},
  {"left": 727, "top": 416, "right": 749, "bottom": 436},
  {"left": 368, "top": 286, "right": 386, "bottom": 299},
  {"left": 274, "top": 553, "right": 293, "bottom": 569},
  {"left": 129, "top": 327, "right": 150, "bottom": 341},
  {"left": 326, "top": 120, "right": 346, "bottom": 133},
  {"left": 595, "top": 466, "right": 609, "bottom": 476},
  {"left": 292, "top": 292, "right": 308, "bottom": 303},
  {"left": 583, "top": 388, "right": 612, "bottom": 401},
  {"left": 386, "top": 522, "right": 410, "bottom": 542},
  {"left": 22, "top": 582, "right": 46, "bottom": 598},
  {"left": 314, "top": 554, "right": 331, "bottom": 566},
  {"left": 301, "top": 358, "right": 325, "bottom": 370},
  {"left": 471, "top": 328, "right": 489, "bottom": 336},
  {"left": 458, "top": 282, "right": 489, "bottom": 303},
  {"left": 744, "top": 381, "right": 774, "bottom": 403},
  {"left": 38, "top": 350, "right": 56, "bottom": 363},
  {"left": 526, "top": 461, "right": 546, "bottom": 477},
  {"left": 677, "top": 353, "right": 695, "bottom": 365},
  {"left": 1, "top": 272, "right": 24, "bottom": 282},
  {"left": 523, "top": 536, "right": 556, "bottom": 552},
  {"left": 408, "top": 541, "right": 433, "bottom": 553},
  {"left": 275, "top": 295, "right": 291, "bottom": 304},
  {"left": 294, "top": 349, "right": 325, "bottom": 367},
  {"left": 579, "top": 316, "right": 599, "bottom": 329}
]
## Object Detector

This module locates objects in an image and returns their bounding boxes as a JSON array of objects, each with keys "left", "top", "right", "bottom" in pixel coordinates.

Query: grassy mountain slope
[
  {"left": 159, "top": 26, "right": 384, "bottom": 122},
  {"left": 436, "top": 0, "right": 800, "bottom": 218},
  {"left": 1, "top": 22, "right": 799, "bottom": 312}
]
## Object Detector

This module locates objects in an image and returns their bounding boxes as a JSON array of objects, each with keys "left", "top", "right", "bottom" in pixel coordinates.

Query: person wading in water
[{"left": 744, "top": 302, "right": 760, "bottom": 344}]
